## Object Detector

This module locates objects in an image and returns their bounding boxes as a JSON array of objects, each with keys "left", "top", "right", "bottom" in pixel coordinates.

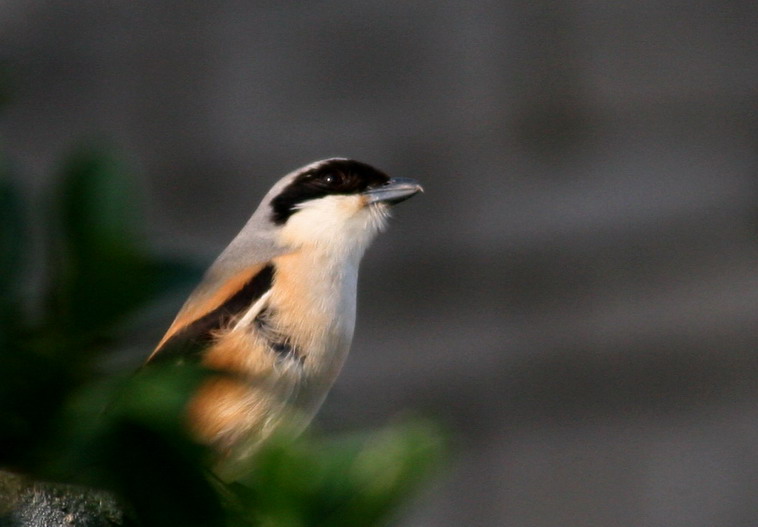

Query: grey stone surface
[{"left": 0, "top": 472, "right": 128, "bottom": 527}]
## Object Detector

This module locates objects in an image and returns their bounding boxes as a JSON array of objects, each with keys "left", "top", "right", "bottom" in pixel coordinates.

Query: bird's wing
[
  {"left": 147, "top": 262, "right": 277, "bottom": 364},
  {"left": 146, "top": 211, "right": 288, "bottom": 364}
]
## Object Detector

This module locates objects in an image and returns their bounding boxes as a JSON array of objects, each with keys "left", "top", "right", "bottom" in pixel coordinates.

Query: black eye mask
[{"left": 270, "top": 159, "right": 390, "bottom": 225}]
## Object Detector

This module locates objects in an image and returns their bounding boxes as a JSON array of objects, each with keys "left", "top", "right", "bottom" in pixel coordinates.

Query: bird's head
[{"left": 259, "top": 158, "right": 422, "bottom": 255}]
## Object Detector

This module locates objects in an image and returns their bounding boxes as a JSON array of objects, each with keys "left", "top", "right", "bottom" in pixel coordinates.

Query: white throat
[
  {"left": 260, "top": 196, "right": 390, "bottom": 378},
  {"left": 278, "top": 194, "right": 389, "bottom": 259}
]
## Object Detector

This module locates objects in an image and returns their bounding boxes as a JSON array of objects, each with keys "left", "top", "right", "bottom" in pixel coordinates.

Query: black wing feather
[{"left": 148, "top": 264, "right": 275, "bottom": 365}]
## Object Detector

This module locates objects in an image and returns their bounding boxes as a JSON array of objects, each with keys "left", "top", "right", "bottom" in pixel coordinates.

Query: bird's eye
[{"left": 321, "top": 173, "right": 344, "bottom": 186}]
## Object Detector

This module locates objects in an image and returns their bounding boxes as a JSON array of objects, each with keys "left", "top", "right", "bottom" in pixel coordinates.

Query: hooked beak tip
[{"left": 364, "top": 178, "right": 423, "bottom": 205}]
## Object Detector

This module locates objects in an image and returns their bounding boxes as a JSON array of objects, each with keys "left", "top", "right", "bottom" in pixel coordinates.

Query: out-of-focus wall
[{"left": 2, "top": 2, "right": 758, "bottom": 525}]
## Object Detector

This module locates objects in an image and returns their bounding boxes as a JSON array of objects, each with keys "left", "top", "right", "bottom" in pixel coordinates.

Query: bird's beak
[{"left": 363, "top": 178, "right": 423, "bottom": 205}]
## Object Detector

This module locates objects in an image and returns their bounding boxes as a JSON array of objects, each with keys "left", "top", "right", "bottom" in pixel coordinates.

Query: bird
[{"left": 145, "top": 158, "right": 422, "bottom": 479}]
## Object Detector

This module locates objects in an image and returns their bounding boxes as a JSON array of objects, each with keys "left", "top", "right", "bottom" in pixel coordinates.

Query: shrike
[{"left": 146, "top": 158, "right": 422, "bottom": 479}]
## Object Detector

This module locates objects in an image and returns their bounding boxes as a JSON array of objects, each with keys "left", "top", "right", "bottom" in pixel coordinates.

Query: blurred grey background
[{"left": 2, "top": 2, "right": 758, "bottom": 526}]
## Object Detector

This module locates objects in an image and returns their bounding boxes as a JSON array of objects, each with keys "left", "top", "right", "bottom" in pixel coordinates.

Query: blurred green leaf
[
  {"left": 0, "top": 146, "right": 200, "bottom": 473},
  {"left": 0, "top": 162, "right": 35, "bottom": 469},
  {"left": 57, "top": 147, "right": 142, "bottom": 257},
  {"left": 47, "top": 146, "right": 198, "bottom": 337},
  {"left": 235, "top": 420, "right": 446, "bottom": 527},
  {"left": 0, "top": 159, "right": 24, "bottom": 302},
  {"left": 49, "top": 365, "right": 225, "bottom": 527}
]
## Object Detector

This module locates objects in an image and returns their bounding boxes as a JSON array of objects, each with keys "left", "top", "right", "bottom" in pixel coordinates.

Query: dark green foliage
[
  {"left": 0, "top": 146, "right": 444, "bottom": 526},
  {"left": 49, "top": 365, "right": 225, "bottom": 527},
  {"left": 0, "top": 146, "right": 200, "bottom": 471},
  {"left": 0, "top": 157, "right": 24, "bottom": 302},
  {"left": 231, "top": 421, "right": 445, "bottom": 527},
  {"left": 48, "top": 147, "right": 196, "bottom": 338}
]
